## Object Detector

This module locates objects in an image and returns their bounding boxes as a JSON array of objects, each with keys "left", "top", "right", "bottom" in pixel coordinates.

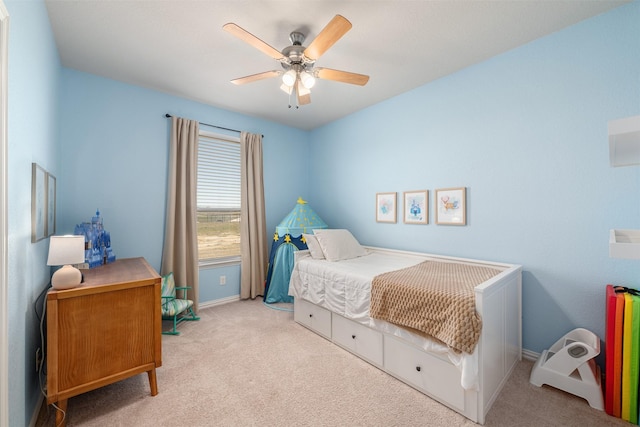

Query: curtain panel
[
  {"left": 240, "top": 132, "right": 268, "bottom": 299},
  {"left": 161, "top": 116, "right": 200, "bottom": 311}
]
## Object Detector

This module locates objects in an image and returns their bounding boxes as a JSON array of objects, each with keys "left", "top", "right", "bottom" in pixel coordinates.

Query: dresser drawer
[
  {"left": 294, "top": 298, "right": 332, "bottom": 339},
  {"left": 332, "top": 314, "right": 383, "bottom": 367},
  {"left": 384, "top": 335, "right": 465, "bottom": 411}
]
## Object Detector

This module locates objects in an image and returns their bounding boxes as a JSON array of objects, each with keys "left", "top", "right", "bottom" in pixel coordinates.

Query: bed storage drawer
[
  {"left": 384, "top": 335, "right": 465, "bottom": 411},
  {"left": 332, "top": 314, "right": 383, "bottom": 367},
  {"left": 294, "top": 298, "right": 332, "bottom": 339}
]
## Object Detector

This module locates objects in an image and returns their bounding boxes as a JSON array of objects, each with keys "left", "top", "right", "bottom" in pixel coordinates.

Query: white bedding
[{"left": 288, "top": 250, "right": 481, "bottom": 390}]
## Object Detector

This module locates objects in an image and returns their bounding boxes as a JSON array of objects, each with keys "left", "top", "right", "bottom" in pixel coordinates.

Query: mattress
[{"left": 288, "top": 249, "right": 490, "bottom": 390}]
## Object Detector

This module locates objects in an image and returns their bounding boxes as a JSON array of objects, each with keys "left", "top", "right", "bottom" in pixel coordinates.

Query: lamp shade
[
  {"left": 300, "top": 71, "right": 315, "bottom": 89},
  {"left": 48, "top": 235, "right": 85, "bottom": 290},
  {"left": 282, "top": 69, "right": 296, "bottom": 87},
  {"left": 47, "top": 235, "right": 85, "bottom": 266}
]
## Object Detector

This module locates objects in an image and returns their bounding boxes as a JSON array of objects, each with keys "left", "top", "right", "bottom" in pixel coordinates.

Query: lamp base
[{"left": 51, "top": 265, "right": 82, "bottom": 290}]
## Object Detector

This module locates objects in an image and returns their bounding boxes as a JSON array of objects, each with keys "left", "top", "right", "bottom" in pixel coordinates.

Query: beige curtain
[
  {"left": 161, "top": 116, "right": 200, "bottom": 312},
  {"left": 240, "top": 131, "right": 268, "bottom": 299}
]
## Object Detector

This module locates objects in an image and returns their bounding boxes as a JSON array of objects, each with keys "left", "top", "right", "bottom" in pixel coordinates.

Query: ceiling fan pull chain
[{"left": 295, "top": 86, "right": 300, "bottom": 109}]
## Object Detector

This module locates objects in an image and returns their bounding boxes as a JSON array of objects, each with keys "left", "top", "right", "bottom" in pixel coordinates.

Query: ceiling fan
[{"left": 223, "top": 15, "right": 369, "bottom": 108}]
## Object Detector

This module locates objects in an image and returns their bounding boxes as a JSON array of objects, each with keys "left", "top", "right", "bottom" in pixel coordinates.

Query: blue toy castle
[{"left": 74, "top": 209, "right": 116, "bottom": 268}]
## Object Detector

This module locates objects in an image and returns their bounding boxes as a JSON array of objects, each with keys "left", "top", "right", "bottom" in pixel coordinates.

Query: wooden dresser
[{"left": 46, "top": 257, "right": 162, "bottom": 426}]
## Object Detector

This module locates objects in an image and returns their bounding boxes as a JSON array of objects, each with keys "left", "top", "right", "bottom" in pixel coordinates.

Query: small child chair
[{"left": 161, "top": 272, "right": 199, "bottom": 335}]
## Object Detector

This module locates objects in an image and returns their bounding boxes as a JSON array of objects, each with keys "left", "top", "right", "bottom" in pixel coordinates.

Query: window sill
[{"left": 199, "top": 256, "right": 241, "bottom": 269}]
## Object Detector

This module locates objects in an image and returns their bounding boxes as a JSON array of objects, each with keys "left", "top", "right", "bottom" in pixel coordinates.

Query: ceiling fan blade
[
  {"left": 297, "top": 90, "right": 311, "bottom": 106},
  {"left": 298, "top": 81, "right": 311, "bottom": 104},
  {"left": 303, "top": 15, "right": 352, "bottom": 61},
  {"left": 223, "top": 23, "right": 284, "bottom": 60},
  {"left": 316, "top": 68, "right": 369, "bottom": 86},
  {"left": 231, "top": 70, "right": 281, "bottom": 85},
  {"left": 280, "top": 83, "right": 293, "bottom": 94}
]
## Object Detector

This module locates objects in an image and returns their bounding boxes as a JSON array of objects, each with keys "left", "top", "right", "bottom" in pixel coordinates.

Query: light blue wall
[
  {"left": 308, "top": 3, "right": 640, "bottom": 354},
  {"left": 199, "top": 264, "right": 241, "bottom": 303},
  {"left": 7, "top": 4, "right": 309, "bottom": 423},
  {"left": 6, "top": 0, "right": 61, "bottom": 425},
  {"left": 6, "top": 2, "right": 640, "bottom": 425},
  {"left": 57, "top": 69, "right": 310, "bottom": 300}
]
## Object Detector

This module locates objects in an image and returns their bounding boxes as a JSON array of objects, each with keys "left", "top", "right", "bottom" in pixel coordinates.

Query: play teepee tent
[{"left": 264, "top": 198, "right": 328, "bottom": 304}]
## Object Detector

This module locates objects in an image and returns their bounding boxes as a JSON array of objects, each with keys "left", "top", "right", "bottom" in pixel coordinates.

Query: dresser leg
[
  {"left": 55, "top": 399, "right": 68, "bottom": 427},
  {"left": 147, "top": 368, "right": 158, "bottom": 396}
]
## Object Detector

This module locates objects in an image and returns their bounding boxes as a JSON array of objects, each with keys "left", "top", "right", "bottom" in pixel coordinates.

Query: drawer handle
[
  {"left": 416, "top": 366, "right": 421, "bottom": 372},
  {"left": 351, "top": 335, "right": 356, "bottom": 339}
]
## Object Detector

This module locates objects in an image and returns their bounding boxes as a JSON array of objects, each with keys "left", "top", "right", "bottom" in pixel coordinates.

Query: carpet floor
[{"left": 37, "top": 299, "right": 626, "bottom": 426}]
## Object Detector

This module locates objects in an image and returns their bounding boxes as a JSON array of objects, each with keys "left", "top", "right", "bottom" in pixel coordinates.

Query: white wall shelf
[
  {"left": 610, "top": 229, "right": 640, "bottom": 260},
  {"left": 608, "top": 115, "right": 639, "bottom": 259},
  {"left": 609, "top": 115, "right": 640, "bottom": 167}
]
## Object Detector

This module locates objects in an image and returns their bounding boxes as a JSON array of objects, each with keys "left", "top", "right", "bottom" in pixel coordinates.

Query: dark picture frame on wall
[
  {"left": 31, "top": 163, "right": 56, "bottom": 242},
  {"left": 46, "top": 172, "right": 56, "bottom": 237},
  {"left": 31, "top": 163, "right": 46, "bottom": 242}
]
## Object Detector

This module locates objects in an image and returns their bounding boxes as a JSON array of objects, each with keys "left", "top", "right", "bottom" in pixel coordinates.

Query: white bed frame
[{"left": 292, "top": 247, "right": 522, "bottom": 425}]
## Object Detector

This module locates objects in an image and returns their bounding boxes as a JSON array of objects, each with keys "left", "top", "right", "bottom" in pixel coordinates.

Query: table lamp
[{"left": 47, "top": 235, "right": 85, "bottom": 290}]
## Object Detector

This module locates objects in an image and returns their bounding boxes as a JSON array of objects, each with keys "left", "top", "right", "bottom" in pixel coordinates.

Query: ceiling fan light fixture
[
  {"left": 225, "top": 15, "right": 369, "bottom": 108},
  {"left": 282, "top": 69, "right": 297, "bottom": 87},
  {"left": 300, "top": 71, "right": 316, "bottom": 89}
]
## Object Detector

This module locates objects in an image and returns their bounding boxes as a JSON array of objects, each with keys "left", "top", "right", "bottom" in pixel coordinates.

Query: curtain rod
[{"left": 165, "top": 113, "right": 242, "bottom": 134}]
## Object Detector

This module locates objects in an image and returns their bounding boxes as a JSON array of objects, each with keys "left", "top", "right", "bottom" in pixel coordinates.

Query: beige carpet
[{"left": 37, "top": 299, "right": 625, "bottom": 426}]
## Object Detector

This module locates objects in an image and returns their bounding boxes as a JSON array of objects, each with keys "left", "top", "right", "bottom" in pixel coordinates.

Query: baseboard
[
  {"left": 522, "top": 348, "right": 540, "bottom": 362},
  {"left": 199, "top": 294, "right": 240, "bottom": 310}
]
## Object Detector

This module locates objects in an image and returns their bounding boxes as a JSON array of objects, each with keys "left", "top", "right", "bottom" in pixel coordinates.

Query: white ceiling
[{"left": 45, "top": 0, "right": 629, "bottom": 131}]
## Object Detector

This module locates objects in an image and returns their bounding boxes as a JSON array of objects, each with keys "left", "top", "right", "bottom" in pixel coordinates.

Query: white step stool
[{"left": 529, "top": 328, "right": 604, "bottom": 410}]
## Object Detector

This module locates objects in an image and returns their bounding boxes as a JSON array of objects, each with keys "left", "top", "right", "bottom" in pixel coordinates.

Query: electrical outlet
[{"left": 220, "top": 275, "right": 226, "bottom": 285}]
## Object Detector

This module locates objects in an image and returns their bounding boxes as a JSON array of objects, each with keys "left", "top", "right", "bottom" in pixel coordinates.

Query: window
[{"left": 197, "top": 131, "right": 241, "bottom": 264}]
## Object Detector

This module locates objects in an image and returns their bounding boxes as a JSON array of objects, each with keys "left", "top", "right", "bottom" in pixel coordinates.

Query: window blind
[{"left": 197, "top": 134, "right": 240, "bottom": 210}]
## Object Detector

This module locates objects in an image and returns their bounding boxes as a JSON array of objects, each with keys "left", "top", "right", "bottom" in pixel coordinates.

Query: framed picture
[
  {"left": 403, "top": 190, "right": 428, "bottom": 224},
  {"left": 435, "top": 187, "right": 466, "bottom": 225},
  {"left": 31, "top": 163, "right": 47, "bottom": 242},
  {"left": 46, "top": 172, "right": 56, "bottom": 236},
  {"left": 376, "top": 192, "right": 397, "bottom": 223}
]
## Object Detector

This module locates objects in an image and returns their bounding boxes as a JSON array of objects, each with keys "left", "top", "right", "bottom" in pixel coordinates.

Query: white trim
[
  {"left": 199, "top": 129, "right": 240, "bottom": 143},
  {"left": 0, "top": 2, "right": 9, "bottom": 426},
  {"left": 199, "top": 256, "right": 240, "bottom": 269},
  {"left": 522, "top": 348, "right": 540, "bottom": 362},
  {"left": 198, "top": 294, "right": 240, "bottom": 310}
]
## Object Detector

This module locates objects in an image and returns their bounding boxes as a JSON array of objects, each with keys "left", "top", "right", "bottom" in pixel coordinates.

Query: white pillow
[
  {"left": 312, "top": 229, "right": 368, "bottom": 262},
  {"left": 303, "top": 233, "right": 325, "bottom": 259}
]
